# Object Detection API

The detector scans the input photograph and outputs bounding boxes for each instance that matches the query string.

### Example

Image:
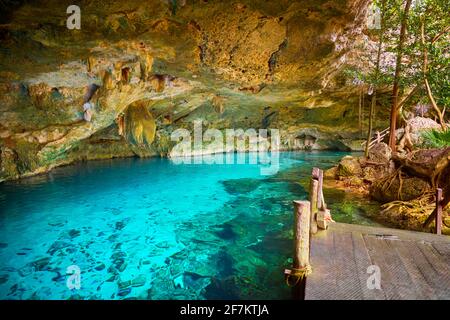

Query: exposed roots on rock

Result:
[380,191,450,232]
[380,191,435,216]
[379,166,409,200]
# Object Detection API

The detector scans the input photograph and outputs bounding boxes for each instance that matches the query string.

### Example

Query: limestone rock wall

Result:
[0,0,381,182]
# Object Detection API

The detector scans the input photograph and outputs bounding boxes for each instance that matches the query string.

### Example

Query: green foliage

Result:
[421,128,450,148]
[346,0,449,117]
[407,0,450,110]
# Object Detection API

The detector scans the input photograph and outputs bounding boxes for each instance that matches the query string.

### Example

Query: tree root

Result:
[381,191,450,231]
[380,166,404,198]
[380,192,434,219]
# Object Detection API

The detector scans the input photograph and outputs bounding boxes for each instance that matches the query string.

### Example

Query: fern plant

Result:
[421,128,450,149]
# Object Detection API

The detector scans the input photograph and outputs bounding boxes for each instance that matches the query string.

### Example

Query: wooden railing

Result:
[360,127,390,150]
[423,188,445,235]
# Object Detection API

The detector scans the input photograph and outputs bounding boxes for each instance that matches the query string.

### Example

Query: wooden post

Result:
[316,169,329,230]
[317,169,324,210]
[290,200,311,300]
[435,188,443,235]
[358,88,362,135]
[309,175,319,234]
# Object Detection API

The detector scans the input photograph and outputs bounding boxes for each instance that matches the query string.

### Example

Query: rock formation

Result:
[325,142,450,232]
[0,0,377,182]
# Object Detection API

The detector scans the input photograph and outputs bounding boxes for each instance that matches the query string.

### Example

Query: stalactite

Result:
[123,101,156,147]
[212,95,225,114]
[116,114,125,137]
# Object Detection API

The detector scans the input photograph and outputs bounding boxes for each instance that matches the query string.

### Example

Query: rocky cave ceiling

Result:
[0,0,379,181]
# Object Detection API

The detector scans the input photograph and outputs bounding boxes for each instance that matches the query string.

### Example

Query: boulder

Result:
[406,116,441,146]
[370,176,430,203]
[346,176,364,187]
[337,156,362,177]
[368,142,391,163]
[324,166,338,180]
[362,166,377,182]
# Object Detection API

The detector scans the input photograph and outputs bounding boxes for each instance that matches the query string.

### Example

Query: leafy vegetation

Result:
[346,0,449,151]
[421,128,450,148]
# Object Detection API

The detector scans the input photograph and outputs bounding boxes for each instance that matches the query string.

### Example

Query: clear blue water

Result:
[0,151,381,300]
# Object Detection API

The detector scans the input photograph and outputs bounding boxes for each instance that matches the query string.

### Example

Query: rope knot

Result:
[284,265,312,287]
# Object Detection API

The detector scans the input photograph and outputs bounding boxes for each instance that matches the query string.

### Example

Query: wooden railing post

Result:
[435,188,443,235]
[310,168,320,234]
[317,169,324,209]
[285,200,311,300]
[316,168,331,230]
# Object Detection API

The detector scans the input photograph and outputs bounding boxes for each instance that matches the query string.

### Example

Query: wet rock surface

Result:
[0,0,380,182]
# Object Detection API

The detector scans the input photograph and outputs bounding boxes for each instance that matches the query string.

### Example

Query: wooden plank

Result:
[329,222,450,243]
[416,241,450,299]
[317,169,324,210]
[332,231,364,299]
[432,242,450,259]
[390,240,438,299]
[292,201,311,270]
[378,239,420,299]
[351,232,386,300]
[305,230,337,299]
[305,222,450,300]
[362,234,404,300]
[311,167,320,179]
[390,239,447,299]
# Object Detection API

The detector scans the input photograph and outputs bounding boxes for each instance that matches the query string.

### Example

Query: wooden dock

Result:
[306,222,450,300]
[285,167,450,300]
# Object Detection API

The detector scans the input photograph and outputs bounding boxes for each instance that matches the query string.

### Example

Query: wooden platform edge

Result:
[322,222,450,244]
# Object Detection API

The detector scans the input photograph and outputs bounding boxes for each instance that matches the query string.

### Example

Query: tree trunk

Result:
[365,91,376,157]
[420,16,446,129]
[388,0,413,152]
[365,0,385,157]
[359,88,363,135]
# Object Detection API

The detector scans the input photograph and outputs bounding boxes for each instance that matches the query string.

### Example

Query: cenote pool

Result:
[0,151,382,300]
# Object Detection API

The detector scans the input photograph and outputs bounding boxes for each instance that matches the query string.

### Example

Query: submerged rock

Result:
[173,272,210,291]
[94,263,106,271]
[117,287,132,297]
[213,223,237,241]
[203,276,251,300]
[222,178,262,195]
[0,274,9,285]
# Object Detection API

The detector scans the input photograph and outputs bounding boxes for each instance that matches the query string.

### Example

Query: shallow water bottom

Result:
[0,151,382,300]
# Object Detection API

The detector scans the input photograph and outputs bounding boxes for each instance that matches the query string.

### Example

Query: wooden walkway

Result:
[305,222,450,300]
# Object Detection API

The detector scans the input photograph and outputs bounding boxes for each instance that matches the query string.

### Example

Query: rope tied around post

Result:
[285,265,312,287]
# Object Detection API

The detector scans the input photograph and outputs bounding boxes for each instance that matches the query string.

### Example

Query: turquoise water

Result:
[0,151,381,300]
